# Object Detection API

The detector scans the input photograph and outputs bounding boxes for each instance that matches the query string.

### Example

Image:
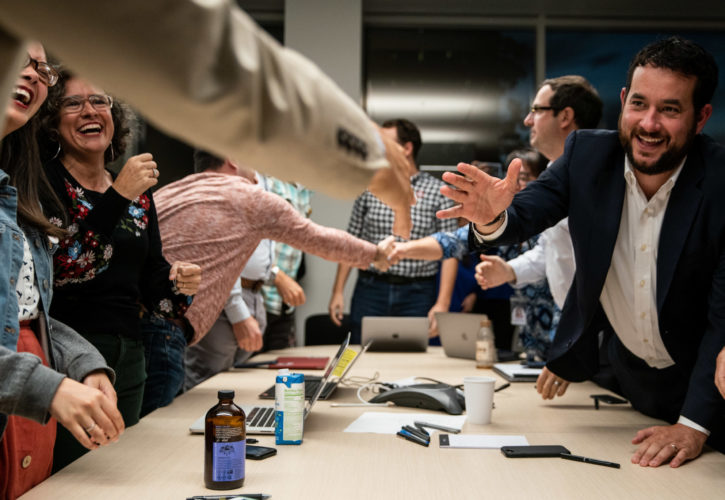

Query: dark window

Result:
[546,30,725,143]
[365,27,536,169]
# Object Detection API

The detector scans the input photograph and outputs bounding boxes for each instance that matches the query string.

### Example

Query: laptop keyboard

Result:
[247,406,275,428]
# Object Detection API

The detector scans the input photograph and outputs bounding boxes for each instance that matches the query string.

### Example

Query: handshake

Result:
[371,236,412,271]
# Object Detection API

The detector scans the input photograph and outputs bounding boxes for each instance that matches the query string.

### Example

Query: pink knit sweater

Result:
[154,173,377,343]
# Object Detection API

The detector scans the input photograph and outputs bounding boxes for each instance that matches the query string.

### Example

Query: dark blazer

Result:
[471,129,725,431]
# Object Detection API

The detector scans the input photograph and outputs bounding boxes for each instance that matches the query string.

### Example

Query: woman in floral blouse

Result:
[37,70,201,470]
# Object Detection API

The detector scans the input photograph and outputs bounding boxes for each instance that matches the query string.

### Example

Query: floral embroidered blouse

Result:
[43,158,191,340]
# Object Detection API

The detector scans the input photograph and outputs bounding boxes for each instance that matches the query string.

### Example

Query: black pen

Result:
[414,421,461,434]
[494,383,511,392]
[186,494,270,500]
[397,429,430,447]
[559,453,620,469]
[413,423,430,436]
[246,438,259,444]
[402,425,430,442]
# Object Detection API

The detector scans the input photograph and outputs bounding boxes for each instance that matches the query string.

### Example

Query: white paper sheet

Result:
[441,434,529,448]
[343,412,467,434]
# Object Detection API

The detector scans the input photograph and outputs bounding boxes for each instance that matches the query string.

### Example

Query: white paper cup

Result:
[463,376,496,424]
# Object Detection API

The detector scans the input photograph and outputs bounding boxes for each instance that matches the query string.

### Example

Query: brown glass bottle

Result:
[204,390,246,490]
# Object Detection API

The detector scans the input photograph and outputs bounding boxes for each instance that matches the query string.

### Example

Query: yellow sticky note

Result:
[332,348,357,378]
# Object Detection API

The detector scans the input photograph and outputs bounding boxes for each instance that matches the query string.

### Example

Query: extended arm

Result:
[0,1,388,199]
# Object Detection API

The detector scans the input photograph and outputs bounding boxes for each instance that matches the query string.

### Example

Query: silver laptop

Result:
[435,312,489,360]
[361,316,428,352]
[258,338,374,400]
[189,333,351,435]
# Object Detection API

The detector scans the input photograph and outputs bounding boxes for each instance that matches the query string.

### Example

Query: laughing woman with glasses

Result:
[36,70,201,471]
[0,43,124,500]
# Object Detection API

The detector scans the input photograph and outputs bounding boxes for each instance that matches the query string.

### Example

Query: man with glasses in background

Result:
[475,75,602,360]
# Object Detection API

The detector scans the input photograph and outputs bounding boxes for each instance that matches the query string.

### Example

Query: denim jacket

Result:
[0,171,56,351]
[0,168,113,438]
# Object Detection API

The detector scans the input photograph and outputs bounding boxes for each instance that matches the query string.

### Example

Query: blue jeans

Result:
[350,274,437,344]
[141,316,187,417]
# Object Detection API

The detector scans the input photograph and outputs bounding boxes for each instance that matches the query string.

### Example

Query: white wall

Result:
[284,0,363,344]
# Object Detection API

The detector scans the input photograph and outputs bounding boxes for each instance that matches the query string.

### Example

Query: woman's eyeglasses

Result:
[23,55,59,87]
[60,94,114,114]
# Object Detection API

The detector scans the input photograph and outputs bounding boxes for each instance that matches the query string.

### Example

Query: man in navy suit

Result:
[438,36,724,468]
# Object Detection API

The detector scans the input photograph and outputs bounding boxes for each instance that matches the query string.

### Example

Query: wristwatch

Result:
[265,265,280,286]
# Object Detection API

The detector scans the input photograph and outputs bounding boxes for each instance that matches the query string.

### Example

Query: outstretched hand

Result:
[372,235,396,271]
[475,254,516,289]
[437,159,521,228]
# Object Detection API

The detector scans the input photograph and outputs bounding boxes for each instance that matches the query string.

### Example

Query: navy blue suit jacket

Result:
[471,129,725,431]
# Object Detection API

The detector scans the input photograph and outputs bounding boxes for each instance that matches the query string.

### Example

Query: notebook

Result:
[233,356,329,370]
[492,362,542,382]
[258,339,373,400]
[189,333,351,435]
[361,316,428,352]
[435,312,489,360]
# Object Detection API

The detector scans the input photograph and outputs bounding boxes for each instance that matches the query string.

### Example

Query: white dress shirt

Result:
[599,158,682,370]
[509,218,574,309]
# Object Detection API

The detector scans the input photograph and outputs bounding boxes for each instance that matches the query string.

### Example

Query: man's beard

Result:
[618,116,696,176]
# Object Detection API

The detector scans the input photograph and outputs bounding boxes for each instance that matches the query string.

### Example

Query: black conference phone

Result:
[368,383,465,415]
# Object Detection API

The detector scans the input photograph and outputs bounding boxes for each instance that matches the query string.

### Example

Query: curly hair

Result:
[37,67,131,164]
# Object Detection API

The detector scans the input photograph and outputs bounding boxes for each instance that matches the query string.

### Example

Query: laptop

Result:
[436,312,520,362]
[258,339,373,400]
[189,334,352,435]
[361,316,428,352]
[435,312,489,360]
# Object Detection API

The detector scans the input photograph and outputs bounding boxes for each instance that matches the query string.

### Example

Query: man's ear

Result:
[695,104,713,135]
[557,106,576,130]
[402,141,414,158]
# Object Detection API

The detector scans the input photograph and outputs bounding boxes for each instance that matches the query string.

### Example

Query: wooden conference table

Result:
[21,346,725,500]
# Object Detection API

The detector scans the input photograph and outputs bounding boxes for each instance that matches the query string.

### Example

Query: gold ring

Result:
[85,422,96,433]
[153,168,159,177]
[670,443,678,452]
[553,380,560,386]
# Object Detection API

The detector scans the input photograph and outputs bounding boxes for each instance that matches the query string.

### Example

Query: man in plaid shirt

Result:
[329,119,459,343]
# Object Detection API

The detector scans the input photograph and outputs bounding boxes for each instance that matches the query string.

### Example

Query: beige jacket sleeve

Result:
[0,0,386,198]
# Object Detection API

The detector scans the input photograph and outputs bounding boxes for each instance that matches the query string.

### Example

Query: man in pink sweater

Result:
[155,150,392,386]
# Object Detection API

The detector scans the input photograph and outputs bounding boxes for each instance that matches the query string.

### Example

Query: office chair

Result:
[304,313,351,346]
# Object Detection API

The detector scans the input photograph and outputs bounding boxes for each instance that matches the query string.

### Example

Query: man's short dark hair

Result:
[193,149,225,173]
[541,75,603,129]
[381,118,422,162]
[625,36,718,114]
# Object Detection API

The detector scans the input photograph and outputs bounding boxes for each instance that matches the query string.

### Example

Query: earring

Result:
[51,142,61,160]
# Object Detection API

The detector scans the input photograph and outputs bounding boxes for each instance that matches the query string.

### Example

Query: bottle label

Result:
[212,426,245,482]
